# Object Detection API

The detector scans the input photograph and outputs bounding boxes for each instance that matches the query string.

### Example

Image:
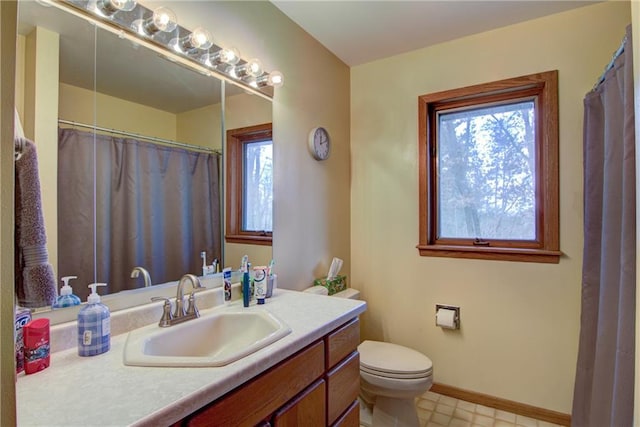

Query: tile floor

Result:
[414,391,565,427]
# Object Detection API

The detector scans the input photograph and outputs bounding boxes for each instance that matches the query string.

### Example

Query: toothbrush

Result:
[240,255,249,273]
[201,252,207,270]
[266,259,275,277]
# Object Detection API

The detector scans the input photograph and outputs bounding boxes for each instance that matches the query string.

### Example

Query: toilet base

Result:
[359,395,420,427]
[359,397,373,427]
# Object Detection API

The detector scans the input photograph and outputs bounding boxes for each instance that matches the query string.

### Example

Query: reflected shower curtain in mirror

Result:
[572,25,635,427]
[58,128,221,301]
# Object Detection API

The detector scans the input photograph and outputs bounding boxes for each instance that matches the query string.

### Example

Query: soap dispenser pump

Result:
[77,283,111,357]
[52,276,81,309]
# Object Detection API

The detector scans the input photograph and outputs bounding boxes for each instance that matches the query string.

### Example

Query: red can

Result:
[23,318,50,375]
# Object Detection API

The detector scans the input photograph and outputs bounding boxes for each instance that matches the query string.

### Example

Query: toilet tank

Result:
[333,288,360,299]
[302,286,361,299]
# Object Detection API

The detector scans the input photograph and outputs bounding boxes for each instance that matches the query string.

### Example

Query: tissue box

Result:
[313,275,347,296]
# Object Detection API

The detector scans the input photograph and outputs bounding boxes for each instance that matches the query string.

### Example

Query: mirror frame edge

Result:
[2,1,18,424]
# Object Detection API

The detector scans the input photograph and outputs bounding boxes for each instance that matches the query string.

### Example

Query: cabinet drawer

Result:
[272,379,326,427]
[186,341,325,427]
[326,351,360,425]
[331,399,359,427]
[325,317,359,369]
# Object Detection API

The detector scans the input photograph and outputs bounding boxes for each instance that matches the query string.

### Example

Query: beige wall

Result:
[177,103,221,149]
[351,2,630,413]
[59,83,177,140]
[23,27,59,276]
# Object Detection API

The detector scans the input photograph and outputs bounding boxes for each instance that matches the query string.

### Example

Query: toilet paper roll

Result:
[436,308,457,329]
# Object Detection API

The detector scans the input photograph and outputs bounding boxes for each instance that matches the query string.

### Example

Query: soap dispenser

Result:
[52,276,81,309]
[77,283,111,357]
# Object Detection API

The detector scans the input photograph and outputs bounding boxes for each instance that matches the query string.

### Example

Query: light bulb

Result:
[231,58,263,80]
[252,70,285,88]
[202,47,241,69]
[219,47,241,65]
[94,0,136,16]
[174,27,213,54]
[152,7,178,32]
[132,7,177,36]
[247,59,264,77]
[267,70,284,87]
[191,28,213,50]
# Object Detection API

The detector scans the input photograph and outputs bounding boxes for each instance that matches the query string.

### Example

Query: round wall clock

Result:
[308,127,330,161]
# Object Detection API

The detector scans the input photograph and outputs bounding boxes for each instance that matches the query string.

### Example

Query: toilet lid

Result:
[358,340,433,378]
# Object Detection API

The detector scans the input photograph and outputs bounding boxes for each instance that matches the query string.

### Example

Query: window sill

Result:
[226,234,272,246]
[416,244,561,264]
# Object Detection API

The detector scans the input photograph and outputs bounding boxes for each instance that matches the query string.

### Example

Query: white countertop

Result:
[16,289,366,426]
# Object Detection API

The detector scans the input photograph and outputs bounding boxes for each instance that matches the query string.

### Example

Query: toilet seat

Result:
[358,340,433,380]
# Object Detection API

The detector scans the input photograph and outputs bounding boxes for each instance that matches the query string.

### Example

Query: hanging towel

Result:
[15,137,57,307]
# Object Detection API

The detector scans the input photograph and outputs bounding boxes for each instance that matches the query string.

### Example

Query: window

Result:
[226,123,273,245]
[417,71,560,263]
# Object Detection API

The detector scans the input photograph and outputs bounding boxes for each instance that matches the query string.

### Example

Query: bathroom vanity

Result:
[16,290,366,426]
[182,317,361,426]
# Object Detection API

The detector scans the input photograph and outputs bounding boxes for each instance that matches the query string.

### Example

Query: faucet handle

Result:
[185,290,203,317]
[151,297,173,327]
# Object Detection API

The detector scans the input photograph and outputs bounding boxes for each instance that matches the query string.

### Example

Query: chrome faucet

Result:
[173,274,204,319]
[151,274,205,327]
[131,266,152,288]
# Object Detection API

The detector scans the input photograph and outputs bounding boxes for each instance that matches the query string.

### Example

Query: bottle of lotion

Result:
[52,276,81,309]
[77,283,110,357]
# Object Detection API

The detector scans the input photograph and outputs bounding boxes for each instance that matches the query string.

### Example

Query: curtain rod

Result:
[58,119,221,155]
[593,35,627,90]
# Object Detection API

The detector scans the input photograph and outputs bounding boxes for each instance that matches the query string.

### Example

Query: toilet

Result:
[358,340,433,427]
[314,287,434,427]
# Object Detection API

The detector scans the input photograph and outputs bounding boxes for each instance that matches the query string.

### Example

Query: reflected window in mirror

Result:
[226,123,273,246]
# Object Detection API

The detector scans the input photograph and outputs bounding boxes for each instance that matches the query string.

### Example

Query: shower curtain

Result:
[572,25,635,427]
[58,128,221,301]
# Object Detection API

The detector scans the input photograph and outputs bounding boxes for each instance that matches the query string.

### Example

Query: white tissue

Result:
[436,308,457,329]
[327,257,343,279]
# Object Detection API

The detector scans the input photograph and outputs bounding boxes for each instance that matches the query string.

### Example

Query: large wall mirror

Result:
[15,0,273,322]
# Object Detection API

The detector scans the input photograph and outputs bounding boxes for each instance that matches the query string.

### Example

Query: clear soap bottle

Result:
[77,283,111,357]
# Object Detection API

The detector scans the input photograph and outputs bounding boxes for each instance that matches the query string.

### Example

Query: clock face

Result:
[309,127,330,160]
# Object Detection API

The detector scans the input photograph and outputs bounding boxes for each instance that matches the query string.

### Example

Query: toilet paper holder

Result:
[435,304,460,329]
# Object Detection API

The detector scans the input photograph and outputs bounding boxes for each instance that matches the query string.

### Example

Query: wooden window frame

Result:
[417,71,561,263]
[225,122,272,246]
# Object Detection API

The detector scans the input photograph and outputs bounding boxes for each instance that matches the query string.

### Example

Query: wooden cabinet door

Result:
[272,379,326,427]
[331,400,359,427]
[326,352,360,425]
[185,341,324,427]
[325,318,360,370]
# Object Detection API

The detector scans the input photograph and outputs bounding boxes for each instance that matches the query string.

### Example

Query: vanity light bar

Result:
[58,0,283,98]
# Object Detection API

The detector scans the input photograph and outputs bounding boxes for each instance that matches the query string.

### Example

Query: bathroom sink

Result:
[123,308,291,367]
